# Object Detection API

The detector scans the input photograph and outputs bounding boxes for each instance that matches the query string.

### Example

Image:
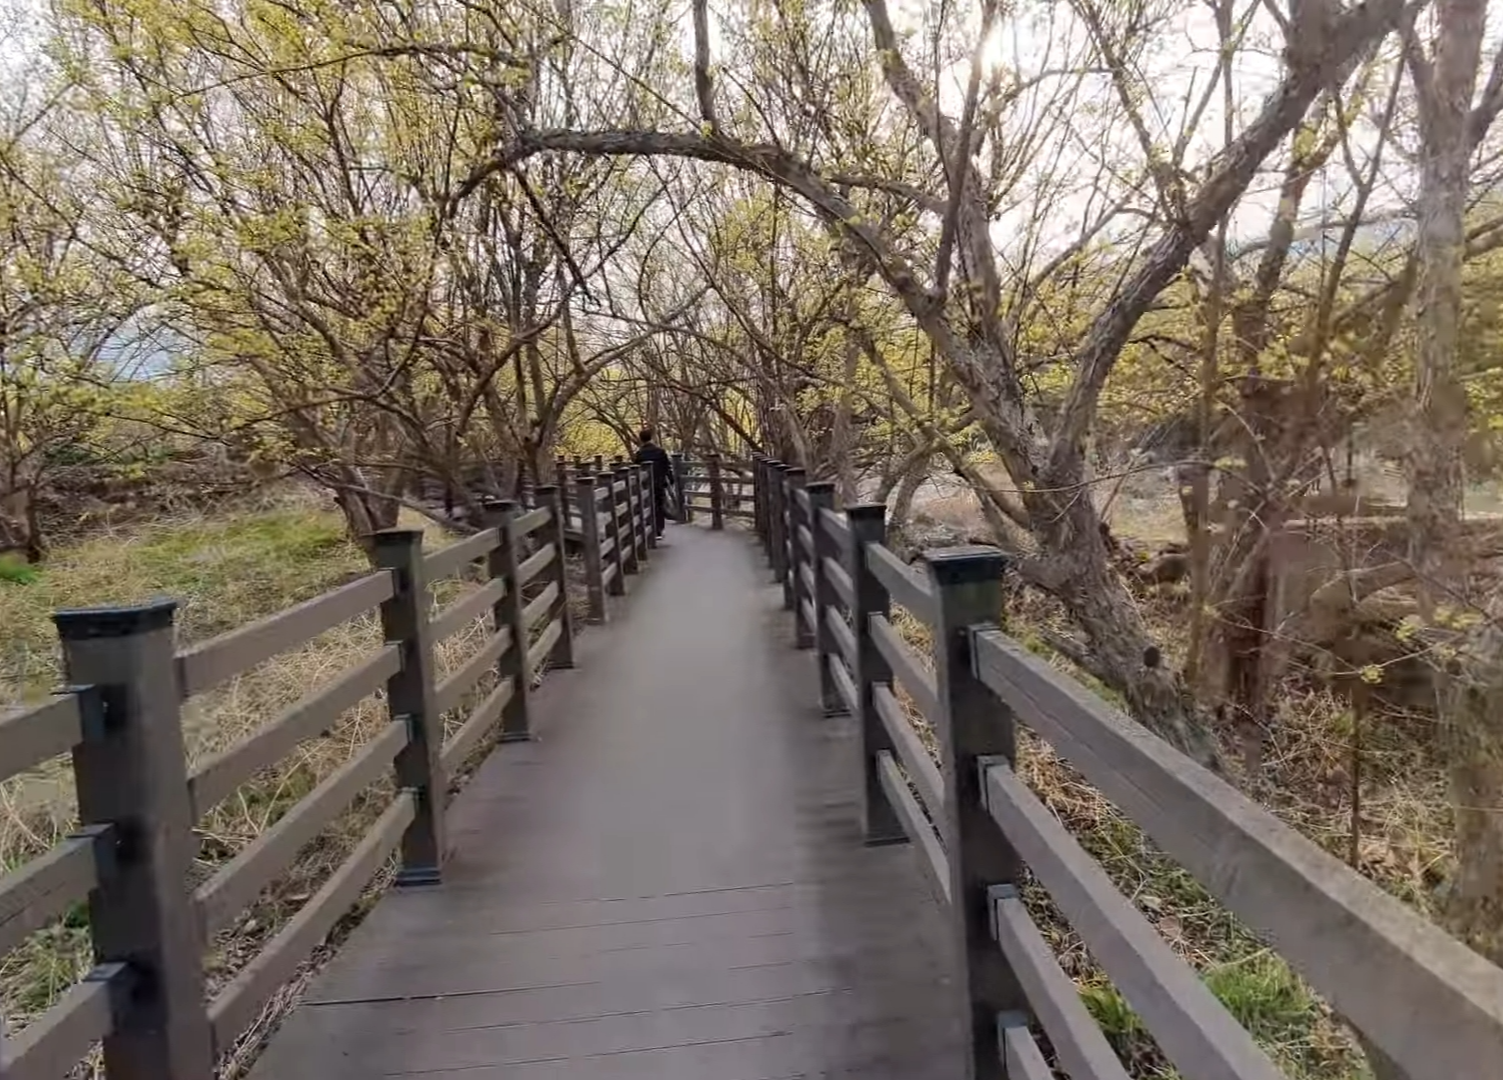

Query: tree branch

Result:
[692,0,720,132]
[1045,0,1405,483]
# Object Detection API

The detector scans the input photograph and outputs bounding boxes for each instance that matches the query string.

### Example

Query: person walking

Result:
[633,428,676,539]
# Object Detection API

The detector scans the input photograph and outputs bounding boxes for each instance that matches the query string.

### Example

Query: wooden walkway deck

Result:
[249,524,962,1079]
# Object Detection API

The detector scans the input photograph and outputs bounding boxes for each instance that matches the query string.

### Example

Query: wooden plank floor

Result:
[249,524,962,1079]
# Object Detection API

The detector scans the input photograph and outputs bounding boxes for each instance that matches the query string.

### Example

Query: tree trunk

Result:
[1407,7,1480,603]
[1399,4,1498,1070]
[890,465,928,529]
[1038,495,1220,766]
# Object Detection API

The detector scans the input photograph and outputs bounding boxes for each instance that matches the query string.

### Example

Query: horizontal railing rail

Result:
[187,646,401,818]
[4,962,131,1080]
[0,690,97,783]
[430,577,508,643]
[195,721,409,937]
[422,527,501,581]
[750,453,1503,1080]
[176,572,395,697]
[0,470,662,1080]
[206,792,415,1050]
[972,626,1503,1080]
[0,825,113,957]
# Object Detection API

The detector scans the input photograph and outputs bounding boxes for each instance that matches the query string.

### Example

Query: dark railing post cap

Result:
[806,480,836,494]
[54,597,177,640]
[785,466,807,478]
[371,527,424,546]
[772,462,788,471]
[996,1010,1031,1036]
[988,881,1020,903]
[845,503,887,520]
[536,484,558,495]
[923,545,1009,584]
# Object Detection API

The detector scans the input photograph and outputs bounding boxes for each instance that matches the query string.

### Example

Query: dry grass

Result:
[883,590,1436,1078]
[0,488,571,1076]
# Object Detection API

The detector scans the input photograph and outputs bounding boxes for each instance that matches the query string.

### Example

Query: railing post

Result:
[627,463,649,563]
[575,473,607,622]
[485,501,533,741]
[602,474,627,597]
[925,545,1022,1079]
[371,529,446,885]
[708,453,725,531]
[613,463,640,574]
[773,464,792,604]
[593,453,605,476]
[621,460,638,562]
[639,464,658,550]
[553,455,567,485]
[845,504,906,845]
[758,456,772,551]
[53,600,215,1080]
[751,455,766,547]
[786,467,812,647]
[808,481,843,713]
[672,452,691,522]
[765,461,783,573]
[538,484,576,669]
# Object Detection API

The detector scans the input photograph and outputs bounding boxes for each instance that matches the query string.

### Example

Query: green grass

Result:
[0,501,366,704]
[0,555,40,586]
[1076,951,1372,1080]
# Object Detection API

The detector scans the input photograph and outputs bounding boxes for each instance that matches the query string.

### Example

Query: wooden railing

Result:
[752,454,1503,1080]
[672,454,753,530]
[552,451,752,534]
[0,481,658,1080]
[550,460,655,624]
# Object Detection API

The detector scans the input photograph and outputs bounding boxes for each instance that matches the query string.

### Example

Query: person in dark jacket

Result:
[633,428,676,538]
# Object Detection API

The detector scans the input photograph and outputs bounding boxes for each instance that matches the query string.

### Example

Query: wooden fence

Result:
[0,477,659,1080]
[672,454,753,529]
[753,454,1503,1080]
[556,450,751,537]
[553,452,753,535]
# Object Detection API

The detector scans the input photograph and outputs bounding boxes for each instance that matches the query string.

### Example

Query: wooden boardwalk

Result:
[8,458,1501,1080]
[249,525,962,1079]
